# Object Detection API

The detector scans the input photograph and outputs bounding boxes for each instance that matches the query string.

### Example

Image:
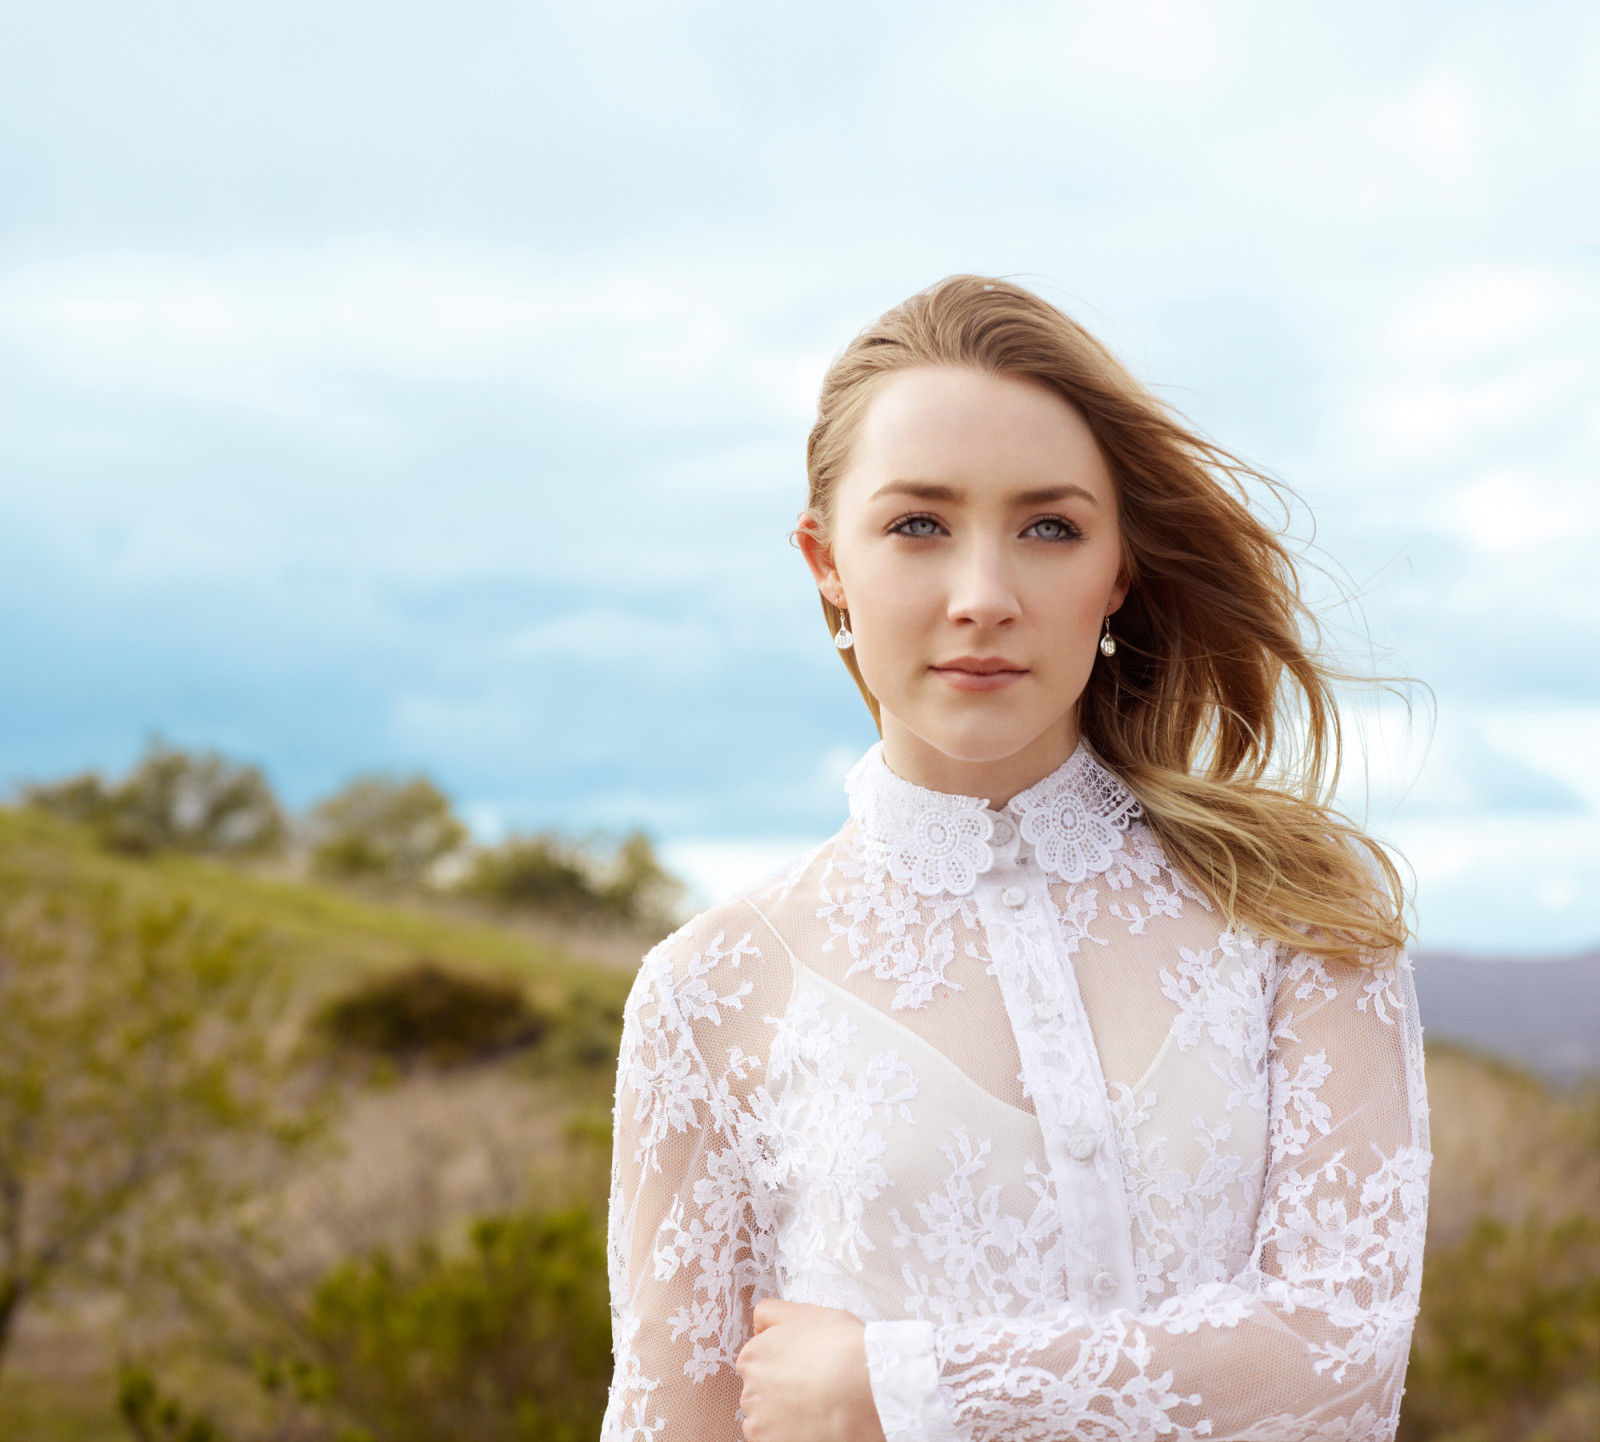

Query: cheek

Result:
[1032,561,1116,648]
[841,552,939,644]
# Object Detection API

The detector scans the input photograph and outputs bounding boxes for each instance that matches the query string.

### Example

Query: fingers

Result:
[751,1296,796,1333]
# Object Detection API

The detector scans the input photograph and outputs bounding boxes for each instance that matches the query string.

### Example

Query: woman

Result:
[603,277,1429,1442]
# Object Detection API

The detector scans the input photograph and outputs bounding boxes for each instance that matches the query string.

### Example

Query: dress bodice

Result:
[603,744,1430,1442]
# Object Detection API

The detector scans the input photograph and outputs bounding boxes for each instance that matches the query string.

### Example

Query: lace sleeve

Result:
[867,949,1431,1442]
[602,916,783,1442]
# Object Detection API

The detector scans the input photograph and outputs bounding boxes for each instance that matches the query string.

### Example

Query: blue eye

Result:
[1025,516,1082,542]
[891,514,944,538]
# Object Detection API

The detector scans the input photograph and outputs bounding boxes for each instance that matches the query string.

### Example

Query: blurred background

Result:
[0,2,1595,1439]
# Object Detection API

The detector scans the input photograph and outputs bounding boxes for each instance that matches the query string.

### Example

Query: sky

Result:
[0,0,1596,953]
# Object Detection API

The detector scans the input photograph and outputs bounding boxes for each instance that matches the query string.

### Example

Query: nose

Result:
[946,536,1021,630]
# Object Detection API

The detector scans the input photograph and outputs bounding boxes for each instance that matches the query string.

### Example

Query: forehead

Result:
[845,366,1112,498]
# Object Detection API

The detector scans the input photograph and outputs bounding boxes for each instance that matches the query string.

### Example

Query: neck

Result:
[878,712,1082,809]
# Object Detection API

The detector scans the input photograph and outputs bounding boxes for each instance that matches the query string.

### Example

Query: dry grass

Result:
[1424,1039,1599,1249]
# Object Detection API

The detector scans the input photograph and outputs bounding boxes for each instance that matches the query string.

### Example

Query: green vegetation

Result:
[0,800,632,1441]
[1401,1047,1600,1441]
[25,742,286,858]
[1401,1208,1600,1440]
[22,744,687,940]
[317,961,551,1068]
[0,859,311,1377]
[118,1368,224,1442]
[116,1143,612,1442]
[463,829,684,935]
[1,750,1596,1442]
[252,1195,610,1441]
[308,776,465,886]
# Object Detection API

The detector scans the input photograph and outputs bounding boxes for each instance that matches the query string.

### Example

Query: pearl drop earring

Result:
[1099,614,1117,658]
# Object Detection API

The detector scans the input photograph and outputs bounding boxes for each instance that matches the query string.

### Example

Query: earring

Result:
[1099,614,1116,658]
[834,608,855,650]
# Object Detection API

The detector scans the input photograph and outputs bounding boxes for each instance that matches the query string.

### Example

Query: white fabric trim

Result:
[864,1319,960,1442]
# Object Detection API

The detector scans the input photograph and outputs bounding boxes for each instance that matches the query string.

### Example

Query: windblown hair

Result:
[805,275,1406,964]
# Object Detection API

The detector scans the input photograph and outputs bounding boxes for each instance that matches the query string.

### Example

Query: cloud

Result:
[0,0,1595,952]
[0,245,831,430]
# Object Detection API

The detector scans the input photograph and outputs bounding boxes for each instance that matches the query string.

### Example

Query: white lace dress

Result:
[602,744,1431,1442]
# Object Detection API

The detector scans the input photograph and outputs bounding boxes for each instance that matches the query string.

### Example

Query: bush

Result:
[1400,1207,1600,1440]
[308,776,465,886]
[0,874,310,1371]
[24,742,286,857]
[465,828,682,934]
[316,962,548,1068]
[286,1202,612,1442]
[118,1367,226,1442]
[120,1193,613,1442]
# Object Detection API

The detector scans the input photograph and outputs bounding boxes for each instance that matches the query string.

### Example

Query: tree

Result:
[308,776,466,886]
[462,835,600,922]
[0,871,310,1377]
[23,742,286,858]
[464,828,683,935]
[601,829,685,934]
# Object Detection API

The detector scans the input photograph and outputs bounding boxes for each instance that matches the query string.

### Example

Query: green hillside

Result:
[0,805,633,1442]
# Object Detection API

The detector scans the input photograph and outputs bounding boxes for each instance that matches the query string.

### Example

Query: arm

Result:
[603,921,782,1442]
[865,950,1431,1442]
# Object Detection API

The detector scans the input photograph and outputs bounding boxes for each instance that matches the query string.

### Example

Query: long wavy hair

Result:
[804,275,1406,964]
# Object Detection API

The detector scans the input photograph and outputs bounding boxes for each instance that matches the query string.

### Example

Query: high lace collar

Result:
[844,741,1142,897]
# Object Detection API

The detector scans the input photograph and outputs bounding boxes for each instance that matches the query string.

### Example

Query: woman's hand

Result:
[734,1298,888,1442]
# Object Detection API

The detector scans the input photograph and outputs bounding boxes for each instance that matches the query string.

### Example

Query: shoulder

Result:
[1270,941,1422,1050]
[629,900,764,1015]
[627,834,839,1025]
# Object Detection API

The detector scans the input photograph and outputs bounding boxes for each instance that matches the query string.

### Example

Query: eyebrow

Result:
[868,480,1102,506]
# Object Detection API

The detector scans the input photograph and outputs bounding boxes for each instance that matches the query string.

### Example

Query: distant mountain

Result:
[1412,950,1600,1086]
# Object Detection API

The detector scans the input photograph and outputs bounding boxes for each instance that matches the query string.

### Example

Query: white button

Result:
[1093,1270,1117,1299]
[1066,1129,1098,1162]
[1001,886,1027,908]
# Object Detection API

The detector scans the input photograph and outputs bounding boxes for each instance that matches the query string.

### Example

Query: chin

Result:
[916,719,1046,766]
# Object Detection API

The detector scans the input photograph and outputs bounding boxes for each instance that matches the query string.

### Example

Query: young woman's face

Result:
[802,366,1126,792]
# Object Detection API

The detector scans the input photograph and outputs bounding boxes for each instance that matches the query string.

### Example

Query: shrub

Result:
[1400,1207,1600,1440]
[24,742,286,857]
[316,962,548,1067]
[288,1202,612,1442]
[120,1191,613,1442]
[118,1367,226,1442]
[0,875,309,1374]
[465,828,682,934]
[308,776,465,885]
[465,835,595,919]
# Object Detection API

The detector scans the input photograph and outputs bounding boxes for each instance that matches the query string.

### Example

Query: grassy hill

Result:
[0,806,634,1441]
[0,806,1594,1441]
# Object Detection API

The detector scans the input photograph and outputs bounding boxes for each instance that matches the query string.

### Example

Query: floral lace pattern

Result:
[1006,746,1142,883]
[604,745,1430,1442]
[817,840,982,1011]
[846,745,999,896]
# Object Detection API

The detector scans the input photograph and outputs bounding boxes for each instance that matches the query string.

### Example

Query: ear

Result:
[1105,554,1132,617]
[795,511,847,610]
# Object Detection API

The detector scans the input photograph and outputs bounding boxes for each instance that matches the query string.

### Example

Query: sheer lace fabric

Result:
[603,743,1430,1442]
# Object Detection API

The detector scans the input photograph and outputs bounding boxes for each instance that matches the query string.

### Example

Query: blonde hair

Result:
[805,275,1406,964]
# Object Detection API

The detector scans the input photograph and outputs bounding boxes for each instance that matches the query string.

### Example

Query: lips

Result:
[934,656,1026,675]
[931,657,1028,692]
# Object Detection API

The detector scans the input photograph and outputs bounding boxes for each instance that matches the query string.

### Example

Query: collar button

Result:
[1001,886,1027,909]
